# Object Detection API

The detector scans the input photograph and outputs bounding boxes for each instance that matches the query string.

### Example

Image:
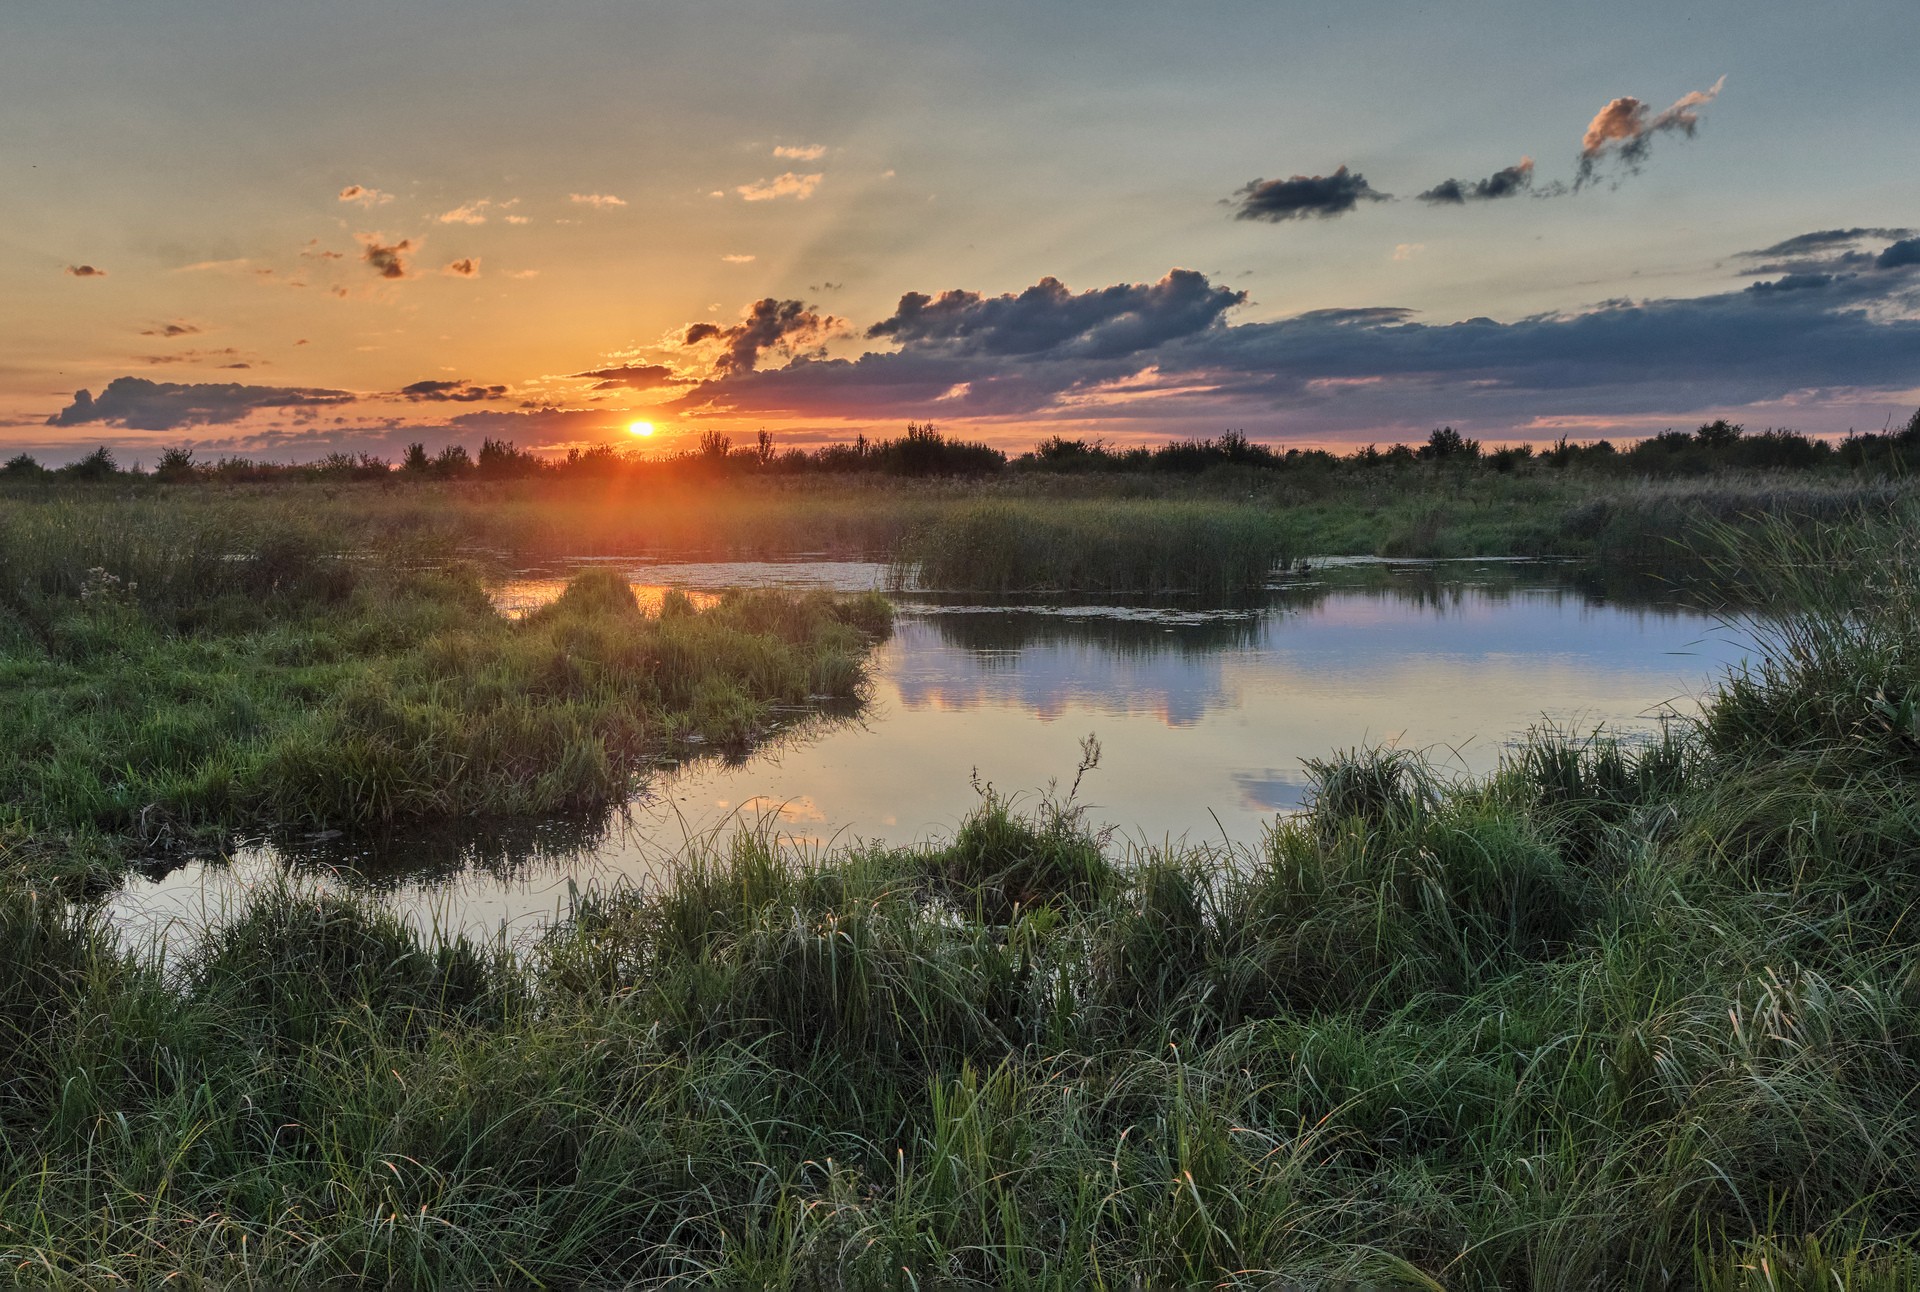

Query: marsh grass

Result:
[0,506,893,871]
[8,496,1920,1284]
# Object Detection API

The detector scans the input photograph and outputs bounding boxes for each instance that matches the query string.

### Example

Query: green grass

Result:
[3,510,1920,1285]
[0,501,892,875]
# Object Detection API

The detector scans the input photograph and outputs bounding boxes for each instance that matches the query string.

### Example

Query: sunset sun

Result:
[627,421,654,437]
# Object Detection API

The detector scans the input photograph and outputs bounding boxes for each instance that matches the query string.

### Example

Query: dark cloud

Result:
[1740,228,1915,260]
[47,377,355,431]
[668,250,1920,436]
[1745,273,1838,294]
[866,269,1244,359]
[1576,77,1724,187]
[1419,157,1535,204]
[397,379,509,402]
[142,347,241,366]
[1877,238,1920,270]
[65,264,106,278]
[680,298,843,375]
[569,364,690,391]
[443,258,480,278]
[1230,166,1388,222]
[141,322,202,338]
[357,235,417,280]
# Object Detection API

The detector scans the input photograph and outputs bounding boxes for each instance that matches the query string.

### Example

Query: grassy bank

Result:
[0,500,891,875]
[4,513,1920,1286]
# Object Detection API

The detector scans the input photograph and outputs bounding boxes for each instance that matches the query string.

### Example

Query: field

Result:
[3,471,1920,1286]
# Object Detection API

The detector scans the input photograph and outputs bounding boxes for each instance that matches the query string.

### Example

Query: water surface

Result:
[112,558,1753,947]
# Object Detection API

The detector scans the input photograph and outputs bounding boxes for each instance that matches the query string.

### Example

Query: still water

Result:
[111,558,1755,947]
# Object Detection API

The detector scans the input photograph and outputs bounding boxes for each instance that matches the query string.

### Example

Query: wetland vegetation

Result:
[4,428,1920,1286]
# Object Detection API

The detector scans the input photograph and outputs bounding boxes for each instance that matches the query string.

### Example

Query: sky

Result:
[5,0,1919,464]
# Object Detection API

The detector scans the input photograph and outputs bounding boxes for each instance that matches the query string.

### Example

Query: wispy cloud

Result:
[396,379,507,402]
[437,200,490,224]
[1576,76,1725,187]
[338,184,393,207]
[773,143,826,161]
[737,172,822,202]
[569,193,627,208]
[141,322,202,338]
[721,253,756,264]
[64,264,107,278]
[443,258,481,278]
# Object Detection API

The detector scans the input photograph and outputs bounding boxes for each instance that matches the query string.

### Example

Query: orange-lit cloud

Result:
[721,253,756,263]
[772,143,826,161]
[737,172,822,201]
[443,257,481,277]
[569,192,626,208]
[1577,77,1724,186]
[337,184,392,207]
[356,234,417,279]
[682,297,844,374]
[437,200,490,224]
[65,264,107,278]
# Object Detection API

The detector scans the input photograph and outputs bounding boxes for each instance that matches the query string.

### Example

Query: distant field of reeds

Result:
[4,512,1920,1285]
[3,466,1913,595]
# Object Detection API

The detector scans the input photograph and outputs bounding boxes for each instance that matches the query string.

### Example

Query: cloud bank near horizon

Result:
[29,227,1920,457]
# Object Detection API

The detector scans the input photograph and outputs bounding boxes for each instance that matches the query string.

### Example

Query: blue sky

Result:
[5,0,1917,461]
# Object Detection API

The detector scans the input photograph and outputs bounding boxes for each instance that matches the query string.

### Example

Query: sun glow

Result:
[627,421,655,437]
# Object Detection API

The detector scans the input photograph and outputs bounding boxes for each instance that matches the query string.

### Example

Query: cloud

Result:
[569,193,626,208]
[356,234,417,279]
[569,363,690,391]
[47,377,355,431]
[141,322,202,337]
[1230,166,1388,222]
[437,201,490,224]
[1576,76,1724,187]
[1740,227,1916,260]
[175,258,249,273]
[1419,157,1535,204]
[1393,243,1424,261]
[773,144,826,161]
[65,264,107,278]
[737,172,823,201]
[666,246,1920,437]
[338,184,393,207]
[1745,273,1836,294]
[504,214,531,225]
[1877,238,1920,270]
[682,298,843,375]
[504,268,540,279]
[397,379,508,402]
[443,258,481,278]
[142,347,240,366]
[865,268,1244,359]
[721,253,757,264]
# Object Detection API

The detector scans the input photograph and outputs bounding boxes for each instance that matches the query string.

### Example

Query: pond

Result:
[110,557,1756,948]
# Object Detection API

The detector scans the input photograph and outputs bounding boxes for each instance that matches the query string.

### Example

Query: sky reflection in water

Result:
[111,560,1754,948]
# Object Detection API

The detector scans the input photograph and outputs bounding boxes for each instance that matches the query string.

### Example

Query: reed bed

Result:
[4,511,1920,1286]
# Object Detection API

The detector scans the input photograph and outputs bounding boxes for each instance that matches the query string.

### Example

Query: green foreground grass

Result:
[6,513,1920,1285]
